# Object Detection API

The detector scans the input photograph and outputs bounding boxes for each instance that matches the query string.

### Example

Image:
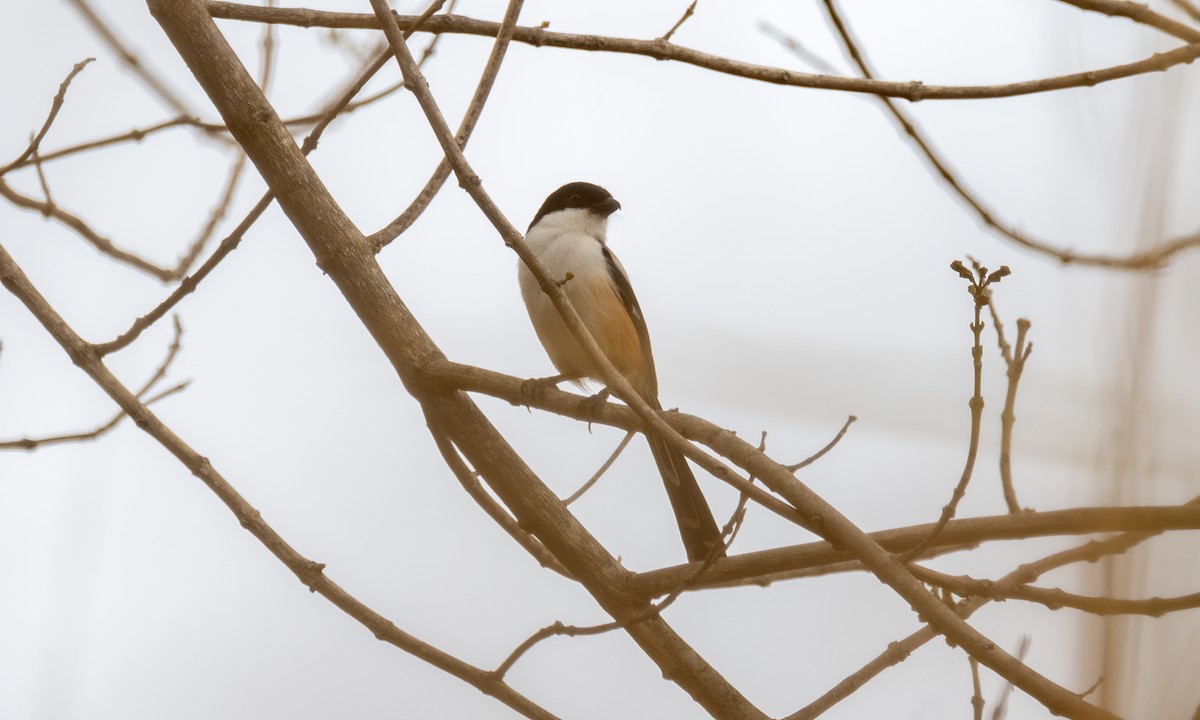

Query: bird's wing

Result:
[601,244,658,398]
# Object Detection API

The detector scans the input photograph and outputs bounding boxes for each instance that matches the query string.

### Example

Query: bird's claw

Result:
[519,375,564,408]
[579,388,611,431]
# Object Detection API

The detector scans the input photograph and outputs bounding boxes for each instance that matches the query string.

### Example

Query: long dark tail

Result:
[646,434,725,563]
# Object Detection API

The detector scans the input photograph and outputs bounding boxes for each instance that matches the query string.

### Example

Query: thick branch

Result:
[148,1,764,715]
[629,505,1200,598]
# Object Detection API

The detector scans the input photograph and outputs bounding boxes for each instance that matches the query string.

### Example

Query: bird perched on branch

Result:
[518,181,724,562]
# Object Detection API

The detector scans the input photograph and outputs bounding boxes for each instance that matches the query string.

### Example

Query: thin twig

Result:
[96,0,447,355]
[901,261,1009,561]
[563,430,634,505]
[369,0,521,250]
[1168,0,1200,23]
[493,486,752,679]
[990,636,1031,720]
[988,300,1032,514]
[970,656,985,720]
[1055,0,1200,43]
[795,0,1200,270]
[0,243,560,720]
[0,381,190,451]
[629,505,1200,598]
[758,21,839,74]
[1,317,188,451]
[786,414,856,471]
[0,59,94,176]
[31,146,54,210]
[785,497,1198,719]
[913,565,1200,617]
[211,3,1200,103]
[66,0,205,122]
[659,0,698,43]
[0,177,175,281]
[428,420,572,578]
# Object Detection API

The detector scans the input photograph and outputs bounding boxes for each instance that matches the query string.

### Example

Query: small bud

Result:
[950,260,973,281]
[987,265,1012,284]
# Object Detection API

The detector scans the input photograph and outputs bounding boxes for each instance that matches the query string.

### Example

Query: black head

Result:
[529,182,621,230]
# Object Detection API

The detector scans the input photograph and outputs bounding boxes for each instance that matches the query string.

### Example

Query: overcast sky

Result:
[2,1,1199,718]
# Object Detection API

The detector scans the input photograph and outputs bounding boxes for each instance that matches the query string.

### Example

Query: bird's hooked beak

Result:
[591,197,622,217]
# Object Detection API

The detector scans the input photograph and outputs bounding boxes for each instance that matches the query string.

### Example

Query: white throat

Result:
[527,208,608,249]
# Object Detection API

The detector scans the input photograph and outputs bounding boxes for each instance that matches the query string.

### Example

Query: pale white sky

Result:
[2,1,1198,718]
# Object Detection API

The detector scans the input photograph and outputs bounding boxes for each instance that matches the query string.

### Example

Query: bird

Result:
[518,181,725,562]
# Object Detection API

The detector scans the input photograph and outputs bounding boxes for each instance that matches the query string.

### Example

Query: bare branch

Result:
[0,177,176,281]
[987,301,1032,514]
[0,58,94,176]
[563,430,634,506]
[1,317,187,452]
[1168,0,1200,23]
[428,421,572,578]
[659,0,698,43]
[209,3,1200,103]
[913,565,1200,617]
[1055,0,1200,42]
[900,260,1001,561]
[0,242,560,720]
[97,0,448,355]
[628,505,1200,598]
[67,0,205,121]
[786,414,856,471]
[494,490,751,679]
[369,0,522,250]
[763,1,1200,270]
[970,656,985,720]
[759,21,838,74]
[150,2,764,715]
[786,497,1198,719]
[989,636,1030,720]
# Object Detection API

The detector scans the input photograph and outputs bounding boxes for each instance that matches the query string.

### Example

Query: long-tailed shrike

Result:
[518,182,724,562]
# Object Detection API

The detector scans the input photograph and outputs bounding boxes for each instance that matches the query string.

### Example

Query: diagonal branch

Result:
[367,3,1119,714]
[797,0,1200,270]
[0,59,94,176]
[0,242,560,720]
[96,0,447,356]
[786,496,1200,719]
[1,317,188,452]
[149,2,766,715]
[368,0,522,250]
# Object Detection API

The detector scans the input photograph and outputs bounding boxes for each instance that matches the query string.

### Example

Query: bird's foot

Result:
[579,388,611,430]
[519,374,569,407]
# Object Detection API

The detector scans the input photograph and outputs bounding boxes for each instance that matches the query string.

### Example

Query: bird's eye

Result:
[570,194,581,203]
